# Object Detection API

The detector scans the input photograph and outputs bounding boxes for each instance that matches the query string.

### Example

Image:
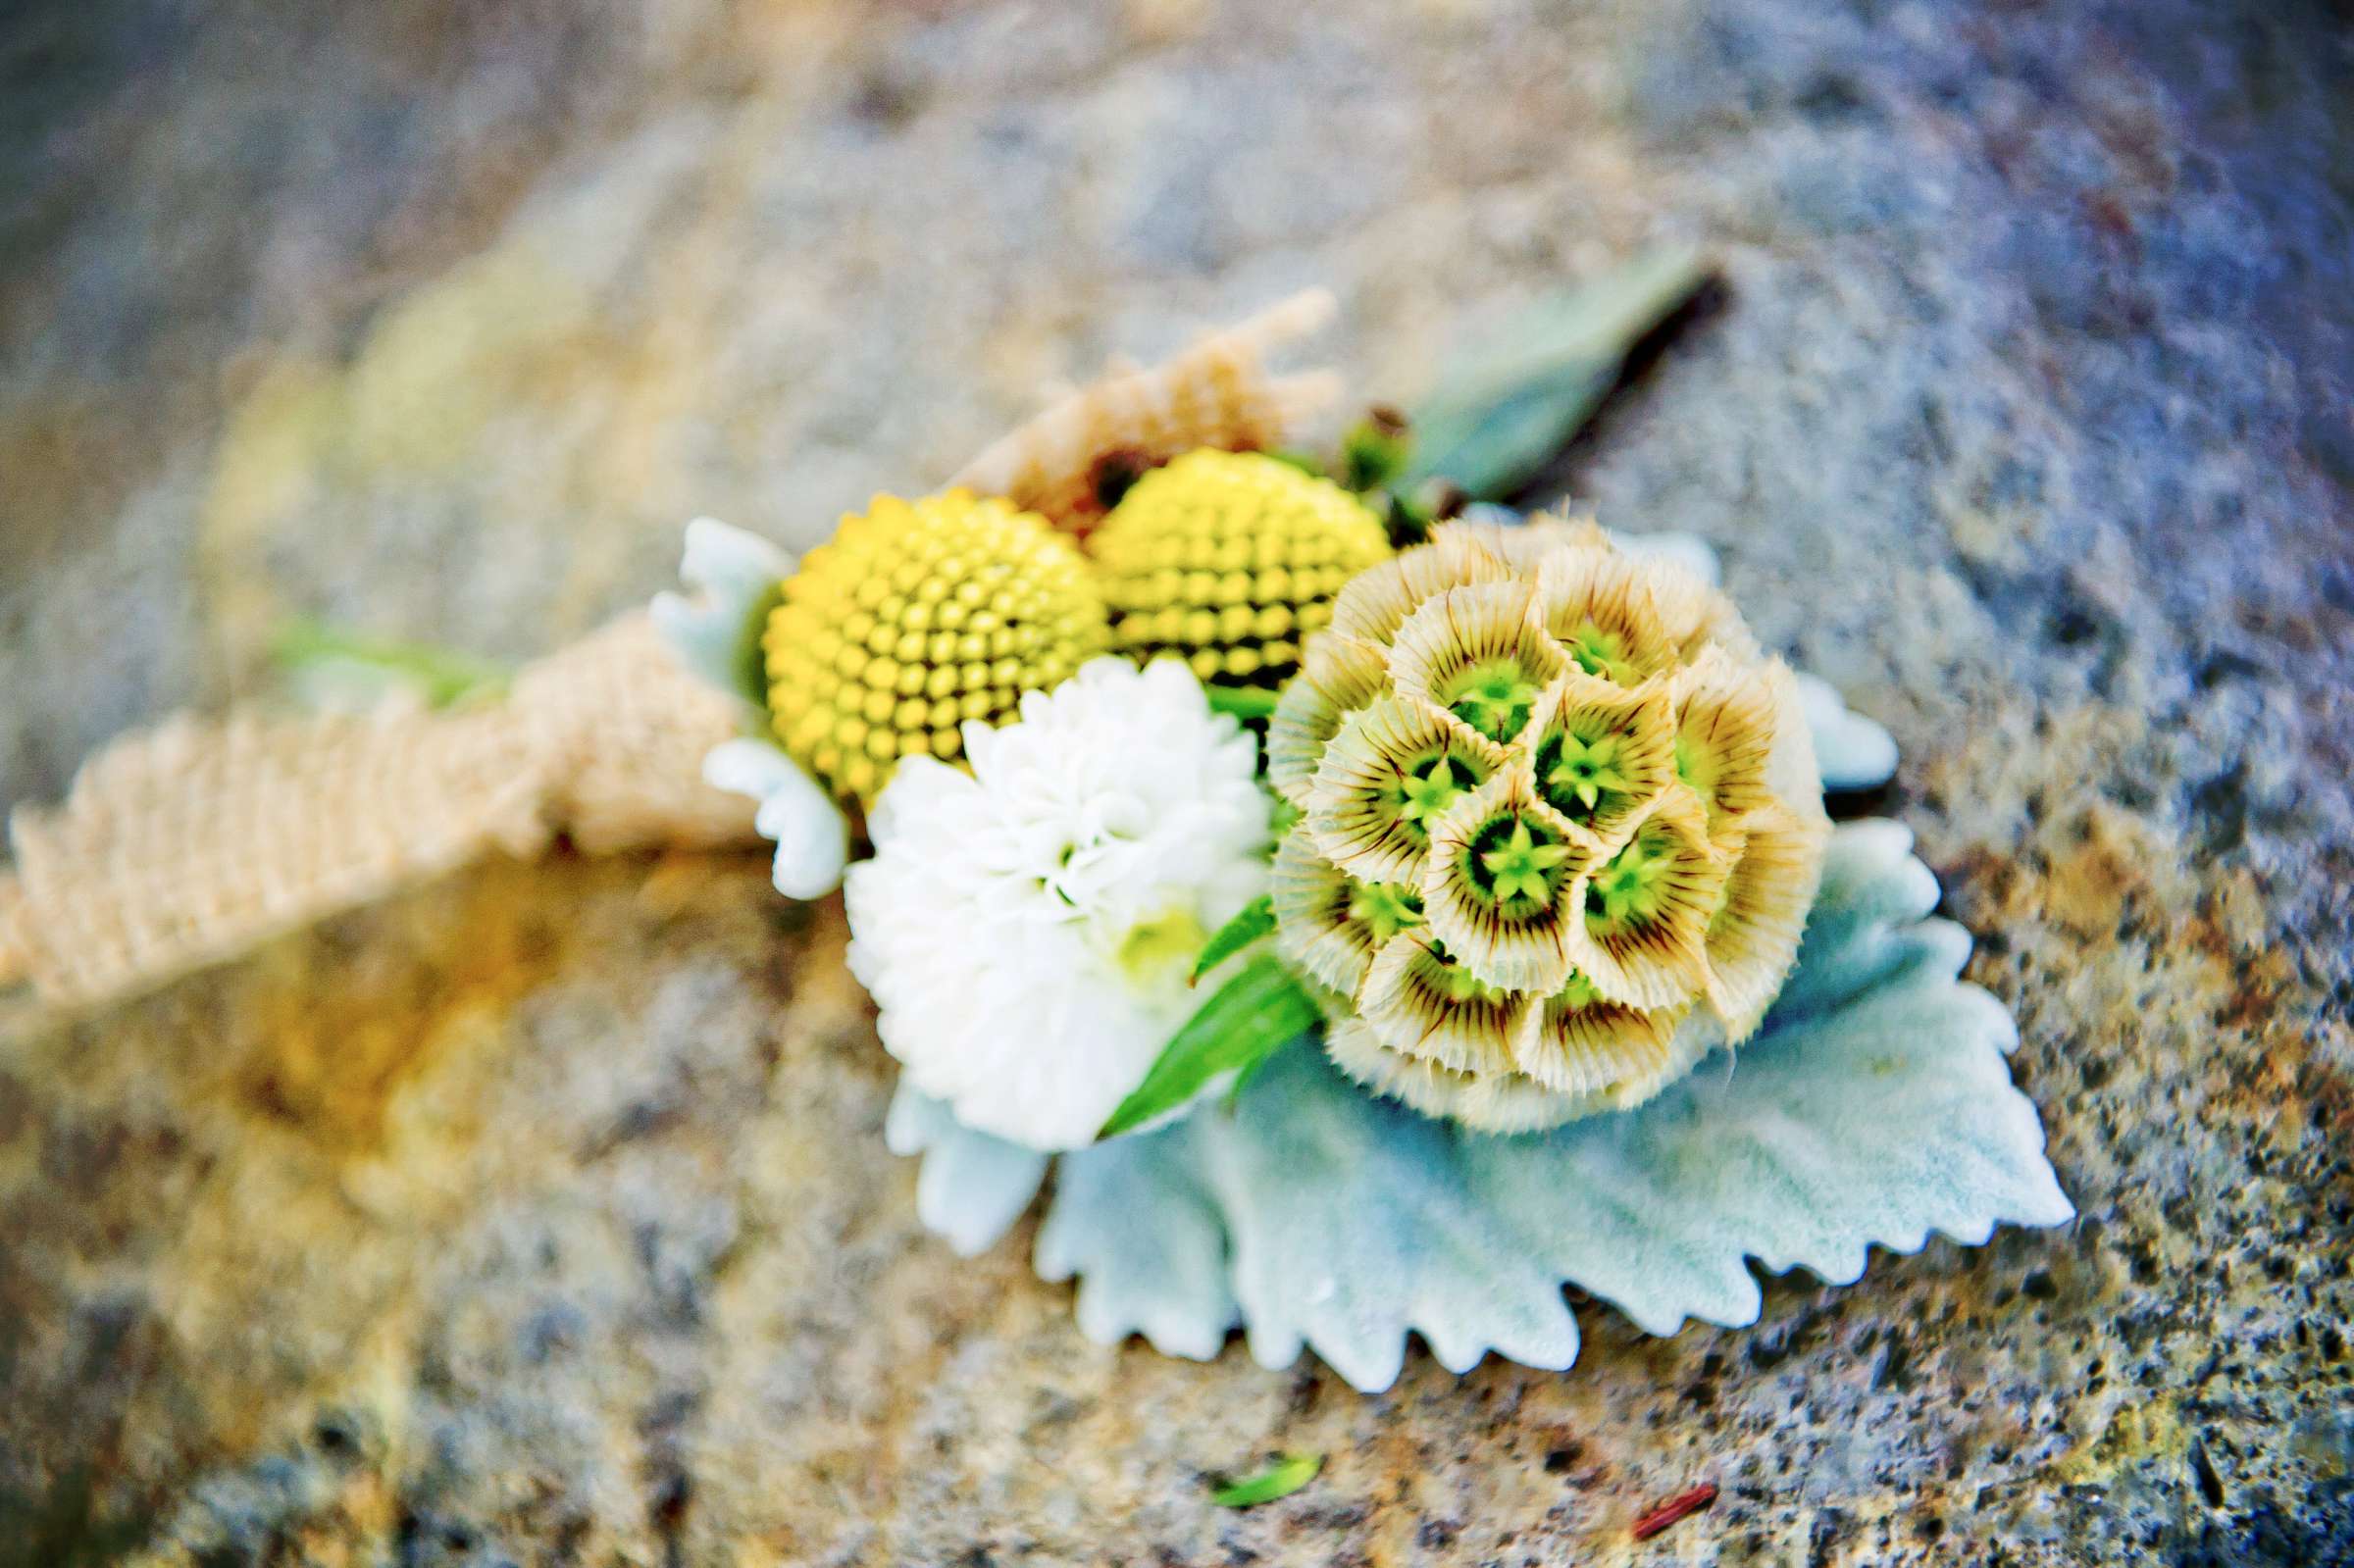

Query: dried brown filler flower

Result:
[1269,520,1828,1132]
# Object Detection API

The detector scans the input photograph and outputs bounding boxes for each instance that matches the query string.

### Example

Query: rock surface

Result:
[4,0,2352,1563]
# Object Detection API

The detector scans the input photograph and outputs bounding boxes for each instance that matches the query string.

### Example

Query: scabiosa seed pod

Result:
[1269,518,1830,1132]
[1086,449,1392,693]
[763,490,1109,807]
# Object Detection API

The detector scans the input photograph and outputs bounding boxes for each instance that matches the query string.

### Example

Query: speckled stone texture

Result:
[4,0,2352,1563]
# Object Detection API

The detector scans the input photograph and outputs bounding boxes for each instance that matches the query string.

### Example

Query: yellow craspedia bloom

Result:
[1087,450,1392,693]
[763,490,1108,807]
[1268,518,1830,1133]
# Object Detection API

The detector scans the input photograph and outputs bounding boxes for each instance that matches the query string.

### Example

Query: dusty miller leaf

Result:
[1404,247,1711,500]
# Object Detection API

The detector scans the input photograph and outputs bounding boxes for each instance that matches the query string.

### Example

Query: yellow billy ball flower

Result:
[1087,450,1391,693]
[763,491,1109,807]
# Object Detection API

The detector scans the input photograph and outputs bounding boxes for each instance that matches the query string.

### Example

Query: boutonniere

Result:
[651,278,2071,1391]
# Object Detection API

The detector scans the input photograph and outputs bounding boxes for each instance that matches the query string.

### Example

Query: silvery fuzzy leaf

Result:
[1610,528,1722,588]
[1795,672,1901,792]
[883,1082,1048,1258]
[1179,1052,1585,1391]
[1019,821,2070,1391]
[1454,826,2064,1340]
[1403,249,1711,501]
[701,737,849,901]
[650,516,794,706]
[1034,1123,1240,1362]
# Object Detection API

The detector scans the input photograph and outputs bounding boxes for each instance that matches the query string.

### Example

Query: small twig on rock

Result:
[1630,1482,1717,1543]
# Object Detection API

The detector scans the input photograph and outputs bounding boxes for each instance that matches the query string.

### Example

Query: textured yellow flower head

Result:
[763,491,1108,807]
[1268,518,1829,1133]
[1087,450,1392,693]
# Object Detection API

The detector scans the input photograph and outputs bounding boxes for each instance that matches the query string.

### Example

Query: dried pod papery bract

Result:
[1270,520,1830,1132]
[1527,673,1678,842]
[1271,828,1427,998]
[1326,529,1513,647]
[1570,788,1732,1011]
[1669,647,1785,840]
[1387,581,1568,747]
[1443,515,1612,572]
[1703,803,1827,1037]
[1418,769,1593,996]
[1532,545,1698,687]
[1305,695,1510,885]
[1324,1016,1595,1135]
[1354,926,1533,1079]
[1267,633,1389,808]
[1520,979,1694,1100]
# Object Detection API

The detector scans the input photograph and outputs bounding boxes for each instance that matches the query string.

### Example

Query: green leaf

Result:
[1211,1452,1323,1508]
[272,619,510,710]
[1339,409,1412,492]
[1099,952,1322,1139]
[1205,684,1281,722]
[1190,894,1275,985]
[1403,247,1711,501]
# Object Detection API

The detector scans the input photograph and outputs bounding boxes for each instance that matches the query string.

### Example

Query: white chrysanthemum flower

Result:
[845,657,1272,1151]
[651,518,850,899]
